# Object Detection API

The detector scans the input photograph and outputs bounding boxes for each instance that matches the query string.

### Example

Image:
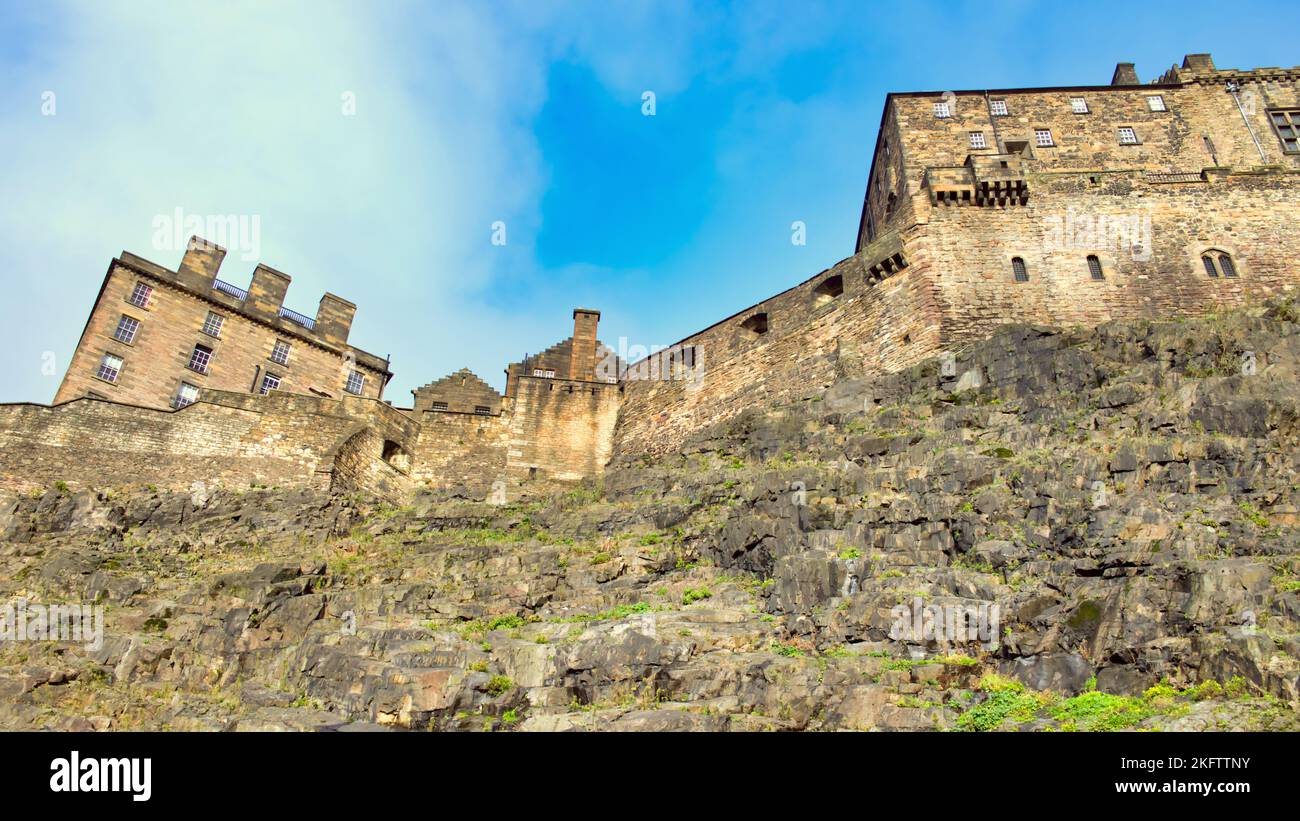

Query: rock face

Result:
[1,300,1299,731]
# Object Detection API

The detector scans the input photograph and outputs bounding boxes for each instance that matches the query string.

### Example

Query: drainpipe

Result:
[1227,81,1267,163]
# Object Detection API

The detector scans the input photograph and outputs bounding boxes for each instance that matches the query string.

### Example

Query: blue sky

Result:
[2,0,1297,403]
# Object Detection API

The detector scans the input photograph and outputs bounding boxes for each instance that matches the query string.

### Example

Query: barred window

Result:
[934,101,951,118]
[1070,97,1088,114]
[96,353,123,383]
[1087,255,1105,280]
[113,315,140,344]
[188,344,213,374]
[969,131,986,149]
[1012,257,1029,282]
[1118,127,1139,145]
[990,100,1008,116]
[474,406,491,415]
[1147,95,1167,112]
[1218,253,1238,278]
[201,311,224,337]
[1034,128,1054,147]
[344,370,365,395]
[1269,110,1300,154]
[1202,255,1220,278]
[174,382,199,408]
[270,340,291,366]
[259,372,281,395]
[431,401,448,411]
[128,282,153,308]
[532,368,555,378]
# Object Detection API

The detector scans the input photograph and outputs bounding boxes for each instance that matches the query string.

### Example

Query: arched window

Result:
[741,312,768,336]
[1086,255,1104,280]
[1218,253,1238,278]
[1201,250,1238,278]
[813,274,844,305]
[1011,257,1029,282]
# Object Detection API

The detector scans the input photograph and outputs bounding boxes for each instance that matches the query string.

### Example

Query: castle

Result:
[3,52,1298,500]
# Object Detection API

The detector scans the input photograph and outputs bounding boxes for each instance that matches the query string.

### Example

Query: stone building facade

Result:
[53,238,392,410]
[10,52,1300,499]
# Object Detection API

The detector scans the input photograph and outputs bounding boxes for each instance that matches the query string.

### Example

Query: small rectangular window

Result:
[113,315,140,344]
[969,131,986,149]
[96,353,123,383]
[990,100,1008,116]
[201,311,224,337]
[1034,129,1054,147]
[1087,256,1105,280]
[344,370,365,395]
[128,282,153,308]
[174,382,199,408]
[1147,95,1167,112]
[259,373,281,395]
[270,340,291,365]
[1269,110,1300,154]
[934,101,951,118]
[1118,127,1139,145]
[474,406,491,415]
[188,344,213,374]
[1070,97,1088,114]
[532,368,556,378]
[1012,258,1029,282]
[431,401,448,411]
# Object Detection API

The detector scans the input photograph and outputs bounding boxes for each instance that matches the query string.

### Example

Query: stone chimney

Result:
[177,235,227,291]
[1110,62,1140,86]
[569,308,601,382]
[1182,53,1215,72]
[315,293,356,345]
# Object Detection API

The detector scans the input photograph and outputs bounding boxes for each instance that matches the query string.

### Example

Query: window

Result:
[1070,97,1089,114]
[1118,127,1139,145]
[1011,257,1029,282]
[885,193,897,217]
[934,101,951,118]
[188,344,212,374]
[344,370,365,395]
[813,274,844,305]
[1218,253,1238,278]
[128,282,153,308]
[990,100,1008,116]
[1034,129,1054,147]
[201,311,224,337]
[113,315,140,344]
[1147,95,1167,112]
[969,131,986,149]
[431,401,448,411]
[96,353,123,383]
[474,406,491,415]
[1087,255,1105,280]
[1202,255,1220,278]
[174,382,199,409]
[270,340,291,366]
[1268,110,1300,154]
[259,373,281,394]
[741,312,769,335]
[532,368,555,378]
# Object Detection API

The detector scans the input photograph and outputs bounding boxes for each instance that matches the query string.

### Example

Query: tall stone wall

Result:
[408,409,510,494]
[0,390,416,496]
[507,376,621,481]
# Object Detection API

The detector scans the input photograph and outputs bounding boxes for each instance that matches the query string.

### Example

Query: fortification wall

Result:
[0,390,416,496]
[507,376,621,482]
[409,409,510,493]
[612,250,943,457]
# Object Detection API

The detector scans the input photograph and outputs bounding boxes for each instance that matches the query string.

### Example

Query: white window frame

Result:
[270,340,291,366]
[174,382,199,408]
[96,353,123,383]
[989,100,1008,116]
[113,314,140,344]
[1118,127,1139,145]
[1146,95,1166,112]
[201,311,224,337]
[1034,128,1055,147]
[188,344,212,374]
[344,370,365,395]
[969,131,986,149]
[128,282,153,309]
[259,373,281,395]
[1070,97,1089,114]
[933,101,951,118]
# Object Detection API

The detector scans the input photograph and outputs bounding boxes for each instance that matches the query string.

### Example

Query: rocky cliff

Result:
[2,299,1298,731]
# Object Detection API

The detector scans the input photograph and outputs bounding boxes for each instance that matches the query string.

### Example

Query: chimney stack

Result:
[569,308,600,382]
[1110,62,1140,86]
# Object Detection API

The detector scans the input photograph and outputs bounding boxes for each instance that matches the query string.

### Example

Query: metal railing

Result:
[278,306,316,330]
[212,278,248,300]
